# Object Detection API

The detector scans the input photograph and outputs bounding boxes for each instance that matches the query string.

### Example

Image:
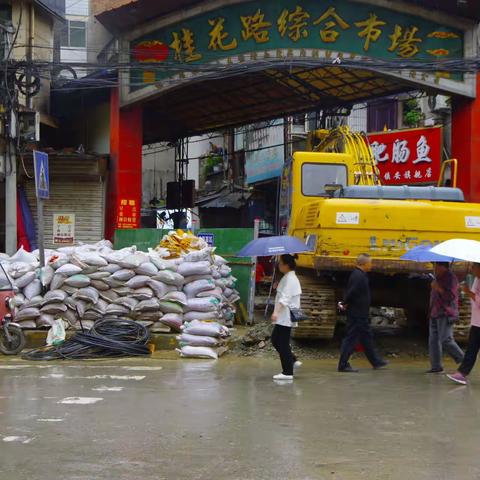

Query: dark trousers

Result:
[271,324,297,376]
[338,315,384,370]
[458,325,480,376]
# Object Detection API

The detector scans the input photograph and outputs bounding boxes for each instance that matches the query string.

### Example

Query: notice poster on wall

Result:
[53,213,75,245]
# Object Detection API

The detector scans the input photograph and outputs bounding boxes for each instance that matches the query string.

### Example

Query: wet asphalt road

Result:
[0,356,478,480]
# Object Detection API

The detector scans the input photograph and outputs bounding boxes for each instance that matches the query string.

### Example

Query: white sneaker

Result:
[294,361,303,370]
[273,373,294,380]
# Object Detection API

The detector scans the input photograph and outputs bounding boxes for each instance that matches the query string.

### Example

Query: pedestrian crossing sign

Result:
[34,150,49,199]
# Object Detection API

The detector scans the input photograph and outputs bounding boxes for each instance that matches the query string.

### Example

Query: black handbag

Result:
[290,308,308,323]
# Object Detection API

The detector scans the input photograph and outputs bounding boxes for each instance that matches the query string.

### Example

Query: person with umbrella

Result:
[270,254,302,381]
[237,235,311,381]
[447,262,480,385]
[427,262,464,373]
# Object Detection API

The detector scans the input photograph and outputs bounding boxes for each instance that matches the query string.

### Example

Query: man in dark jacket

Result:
[338,254,387,372]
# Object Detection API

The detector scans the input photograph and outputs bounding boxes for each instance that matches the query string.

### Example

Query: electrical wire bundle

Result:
[22,317,151,361]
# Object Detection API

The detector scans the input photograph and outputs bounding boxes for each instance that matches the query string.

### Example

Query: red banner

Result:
[368,126,442,185]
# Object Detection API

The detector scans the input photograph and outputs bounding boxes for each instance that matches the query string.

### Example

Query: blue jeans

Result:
[429,316,464,370]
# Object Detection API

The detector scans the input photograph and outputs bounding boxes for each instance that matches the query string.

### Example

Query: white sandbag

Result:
[135,298,160,312]
[177,333,221,347]
[70,255,89,271]
[146,279,169,298]
[158,300,184,315]
[99,264,122,274]
[183,274,214,284]
[57,246,76,255]
[153,270,184,287]
[214,254,228,266]
[219,264,232,277]
[211,267,222,279]
[40,265,55,286]
[224,287,234,298]
[177,345,218,359]
[16,307,40,321]
[14,271,36,289]
[132,287,154,301]
[64,274,90,288]
[118,252,149,269]
[126,275,151,289]
[159,313,183,332]
[24,279,42,300]
[162,291,187,306]
[9,246,37,265]
[62,285,79,296]
[135,262,158,276]
[51,273,66,290]
[88,271,111,280]
[162,258,182,271]
[21,296,44,309]
[113,286,133,296]
[75,252,108,267]
[61,309,78,327]
[49,255,69,270]
[91,280,110,291]
[183,247,214,263]
[55,263,83,276]
[75,320,94,330]
[104,277,124,288]
[186,297,220,312]
[182,320,229,337]
[92,298,109,315]
[76,300,87,318]
[74,287,99,304]
[8,261,34,279]
[106,303,129,316]
[177,261,212,277]
[99,290,119,303]
[64,297,77,309]
[114,297,138,311]
[183,311,220,322]
[112,269,136,281]
[83,310,103,321]
[36,314,56,328]
[14,293,25,307]
[184,279,216,298]
[137,311,163,322]
[43,289,68,304]
[147,252,168,270]
[41,303,67,315]
[197,288,224,301]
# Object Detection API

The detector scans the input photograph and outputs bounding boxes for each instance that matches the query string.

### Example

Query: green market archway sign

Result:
[123,0,476,105]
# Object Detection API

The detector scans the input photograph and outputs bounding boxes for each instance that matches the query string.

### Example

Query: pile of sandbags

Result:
[176,319,230,359]
[0,231,240,343]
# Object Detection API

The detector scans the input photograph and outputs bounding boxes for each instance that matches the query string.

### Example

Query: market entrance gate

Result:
[97,0,480,235]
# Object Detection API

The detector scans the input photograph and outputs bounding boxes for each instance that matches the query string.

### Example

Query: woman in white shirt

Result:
[271,254,302,380]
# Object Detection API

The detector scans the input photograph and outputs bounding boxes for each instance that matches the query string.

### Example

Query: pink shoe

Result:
[447,372,467,385]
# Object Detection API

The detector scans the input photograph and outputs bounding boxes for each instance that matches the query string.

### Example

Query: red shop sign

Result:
[367,126,442,185]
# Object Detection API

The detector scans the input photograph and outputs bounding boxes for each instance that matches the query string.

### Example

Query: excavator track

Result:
[293,274,338,339]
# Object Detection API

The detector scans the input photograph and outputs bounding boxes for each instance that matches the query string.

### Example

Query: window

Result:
[61,20,86,48]
[302,163,347,196]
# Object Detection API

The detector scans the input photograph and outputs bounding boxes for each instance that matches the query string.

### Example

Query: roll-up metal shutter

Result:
[24,156,107,249]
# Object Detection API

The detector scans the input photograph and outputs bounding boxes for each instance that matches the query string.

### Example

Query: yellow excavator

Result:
[281,126,478,339]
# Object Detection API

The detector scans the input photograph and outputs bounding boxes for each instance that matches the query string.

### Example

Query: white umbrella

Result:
[430,239,480,263]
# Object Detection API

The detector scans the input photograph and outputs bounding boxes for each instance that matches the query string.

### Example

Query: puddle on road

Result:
[58,397,103,405]
[92,386,124,392]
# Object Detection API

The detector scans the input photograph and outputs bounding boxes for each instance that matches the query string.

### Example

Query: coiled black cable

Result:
[22,317,151,361]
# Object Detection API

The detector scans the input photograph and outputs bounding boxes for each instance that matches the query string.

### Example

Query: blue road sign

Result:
[198,232,215,247]
[34,151,49,199]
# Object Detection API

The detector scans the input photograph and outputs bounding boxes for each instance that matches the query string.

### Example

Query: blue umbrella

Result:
[237,235,313,257]
[400,244,456,263]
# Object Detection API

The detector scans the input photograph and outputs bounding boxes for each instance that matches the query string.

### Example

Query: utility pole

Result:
[5,138,17,255]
